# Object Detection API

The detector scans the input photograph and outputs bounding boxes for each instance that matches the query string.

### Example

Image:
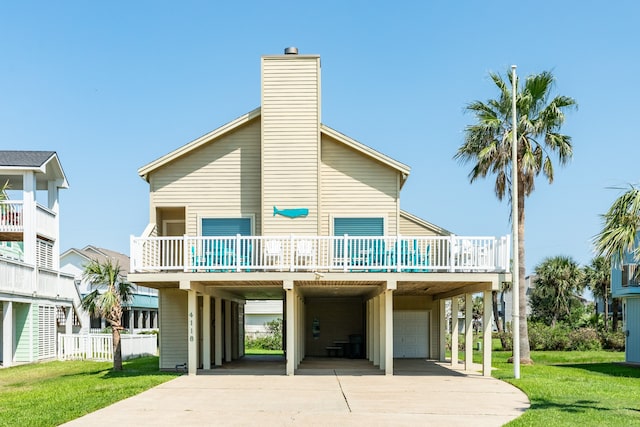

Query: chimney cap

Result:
[284,47,298,55]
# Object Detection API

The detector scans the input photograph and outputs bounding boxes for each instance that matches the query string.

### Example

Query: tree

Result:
[584,256,611,330]
[530,256,585,327]
[594,184,640,331]
[493,280,511,349]
[455,70,577,364]
[81,258,134,371]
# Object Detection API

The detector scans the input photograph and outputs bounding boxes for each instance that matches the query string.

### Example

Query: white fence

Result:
[58,334,157,361]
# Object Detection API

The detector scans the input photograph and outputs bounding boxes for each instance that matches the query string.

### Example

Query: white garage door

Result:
[393,310,429,358]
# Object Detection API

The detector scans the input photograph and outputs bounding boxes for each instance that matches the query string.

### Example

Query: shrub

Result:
[246,318,282,350]
[568,327,601,351]
[600,330,625,351]
[528,322,570,351]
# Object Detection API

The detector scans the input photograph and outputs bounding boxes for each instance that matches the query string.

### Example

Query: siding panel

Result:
[159,289,187,369]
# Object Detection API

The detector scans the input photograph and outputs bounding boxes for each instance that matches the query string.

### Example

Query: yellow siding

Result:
[400,215,439,236]
[320,134,399,235]
[148,119,261,235]
[159,288,187,369]
[261,56,320,235]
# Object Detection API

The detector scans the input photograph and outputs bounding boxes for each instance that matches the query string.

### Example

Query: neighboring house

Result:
[612,249,640,363]
[60,246,158,333]
[245,300,283,337]
[128,48,511,376]
[0,151,82,367]
[497,275,534,330]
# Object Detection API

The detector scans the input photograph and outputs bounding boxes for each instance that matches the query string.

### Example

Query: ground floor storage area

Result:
[143,271,507,376]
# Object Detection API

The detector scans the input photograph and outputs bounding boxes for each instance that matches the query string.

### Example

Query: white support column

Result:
[373,295,380,366]
[3,301,13,367]
[483,290,493,377]
[128,310,133,333]
[285,281,295,375]
[214,297,222,366]
[22,171,36,267]
[451,297,459,367]
[65,306,73,335]
[47,180,60,269]
[296,294,303,368]
[379,293,386,372]
[224,300,232,362]
[202,296,211,370]
[187,289,198,375]
[384,290,394,376]
[439,299,446,361]
[366,299,372,361]
[465,293,473,371]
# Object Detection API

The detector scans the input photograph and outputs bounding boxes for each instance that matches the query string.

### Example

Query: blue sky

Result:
[1,1,637,273]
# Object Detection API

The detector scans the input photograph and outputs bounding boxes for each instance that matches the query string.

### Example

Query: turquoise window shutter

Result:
[333,217,384,236]
[202,218,251,236]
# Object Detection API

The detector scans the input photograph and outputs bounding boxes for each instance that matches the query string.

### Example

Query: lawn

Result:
[0,356,179,427]
[492,350,640,427]
[244,348,284,356]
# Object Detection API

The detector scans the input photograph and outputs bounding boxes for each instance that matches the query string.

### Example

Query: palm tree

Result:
[594,184,640,332]
[531,256,584,326]
[455,70,576,364]
[81,258,134,371]
[584,256,611,330]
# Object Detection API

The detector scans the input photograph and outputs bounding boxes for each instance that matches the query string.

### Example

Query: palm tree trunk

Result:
[603,285,609,331]
[517,174,532,364]
[113,327,123,371]
[612,298,620,332]
[492,290,503,332]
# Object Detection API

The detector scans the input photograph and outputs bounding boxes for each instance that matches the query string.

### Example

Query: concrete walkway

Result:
[63,358,529,426]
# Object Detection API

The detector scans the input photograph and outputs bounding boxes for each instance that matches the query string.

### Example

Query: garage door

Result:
[393,310,429,358]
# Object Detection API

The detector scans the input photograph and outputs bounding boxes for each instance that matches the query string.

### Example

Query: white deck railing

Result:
[0,257,76,299]
[57,333,158,361]
[130,235,510,273]
[0,201,57,238]
[0,201,23,231]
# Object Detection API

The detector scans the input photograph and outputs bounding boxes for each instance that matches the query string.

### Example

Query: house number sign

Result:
[189,311,194,342]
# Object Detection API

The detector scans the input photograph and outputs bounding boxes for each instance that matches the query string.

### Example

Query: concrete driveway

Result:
[63,358,529,426]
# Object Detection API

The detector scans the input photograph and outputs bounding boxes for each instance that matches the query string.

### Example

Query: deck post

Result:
[202,296,211,370]
[483,290,493,376]
[214,297,222,366]
[225,300,232,362]
[451,297,459,367]
[3,301,13,367]
[187,288,198,375]
[384,289,394,376]
[373,294,380,367]
[465,293,473,371]
[439,299,446,361]
[284,280,295,375]
[379,293,385,371]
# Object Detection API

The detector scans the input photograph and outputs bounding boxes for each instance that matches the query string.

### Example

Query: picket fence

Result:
[58,333,157,361]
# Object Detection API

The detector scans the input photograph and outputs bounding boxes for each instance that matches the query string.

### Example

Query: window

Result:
[334,217,384,236]
[202,218,251,236]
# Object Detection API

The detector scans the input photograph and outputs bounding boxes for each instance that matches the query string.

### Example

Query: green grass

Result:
[493,350,640,426]
[0,356,179,427]
[244,348,284,356]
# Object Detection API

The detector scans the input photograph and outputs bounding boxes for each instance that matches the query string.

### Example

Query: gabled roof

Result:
[61,245,130,271]
[0,150,69,189]
[138,108,261,181]
[0,150,55,167]
[137,108,411,185]
[400,210,452,236]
